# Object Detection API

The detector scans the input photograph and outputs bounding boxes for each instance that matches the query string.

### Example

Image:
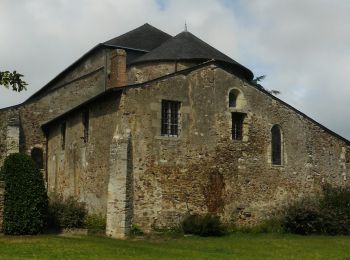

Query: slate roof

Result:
[104,23,172,51]
[132,31,254,81]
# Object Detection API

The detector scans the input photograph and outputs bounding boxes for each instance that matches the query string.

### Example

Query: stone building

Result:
[0,24,349,238]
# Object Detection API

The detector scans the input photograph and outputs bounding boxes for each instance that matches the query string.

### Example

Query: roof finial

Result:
[184,21,188,32]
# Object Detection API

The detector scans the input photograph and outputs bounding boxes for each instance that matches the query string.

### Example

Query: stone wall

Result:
[0,181,4,232]
[0,108,20,166]
[46,92,121,214]
[128,61,197,84]
[46,61,350,236]
[19,48,108,174]
[121,64,349,230]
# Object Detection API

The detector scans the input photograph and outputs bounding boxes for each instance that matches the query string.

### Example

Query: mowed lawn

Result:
[0,233,349,259]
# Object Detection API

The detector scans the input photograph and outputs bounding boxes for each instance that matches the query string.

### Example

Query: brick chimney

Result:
[108,49,127,88]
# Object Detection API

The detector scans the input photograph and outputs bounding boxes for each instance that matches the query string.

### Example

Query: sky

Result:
[1,0,350,138]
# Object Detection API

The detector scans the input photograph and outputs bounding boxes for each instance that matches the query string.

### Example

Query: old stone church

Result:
[0,24,349,238]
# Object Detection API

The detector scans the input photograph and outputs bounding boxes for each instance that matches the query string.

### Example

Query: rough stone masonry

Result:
[0,181,4,232]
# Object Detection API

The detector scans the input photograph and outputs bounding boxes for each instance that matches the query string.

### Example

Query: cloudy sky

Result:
[1,0,350,138]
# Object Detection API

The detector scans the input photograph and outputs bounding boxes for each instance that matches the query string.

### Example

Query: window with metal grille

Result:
[271,125,282,165]
[61,122,66,150]
[82,110,89,143]
[161,100,181,137]
[232,112,245,140]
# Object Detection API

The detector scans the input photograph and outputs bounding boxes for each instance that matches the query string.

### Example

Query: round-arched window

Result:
[271,125,282,165]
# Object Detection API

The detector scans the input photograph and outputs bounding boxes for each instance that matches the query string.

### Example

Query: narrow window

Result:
[61,122,66,150]
[229,90,237,107]
[31,147,44,170]
[232,112,245,140]
[161,100,181,137]
[82,110,89,143]
[271,125,282,165]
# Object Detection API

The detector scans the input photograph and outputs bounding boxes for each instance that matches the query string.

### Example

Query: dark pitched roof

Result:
[132,31,254,81]
[103,23,172,51]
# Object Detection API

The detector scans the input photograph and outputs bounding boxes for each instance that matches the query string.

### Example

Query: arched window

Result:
[31,147,44,170]
[229,89,239,108]
[271,125,282,165]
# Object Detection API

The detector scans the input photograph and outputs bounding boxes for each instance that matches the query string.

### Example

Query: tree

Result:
[251,75,280,95]
[1,153,48,235]
[0,70,27,92]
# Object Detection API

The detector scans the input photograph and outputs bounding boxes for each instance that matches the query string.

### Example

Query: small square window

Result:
[161,100,181,137]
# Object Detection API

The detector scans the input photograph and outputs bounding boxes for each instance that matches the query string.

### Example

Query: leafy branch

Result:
[251,75,280,95]
[0,70,27,92]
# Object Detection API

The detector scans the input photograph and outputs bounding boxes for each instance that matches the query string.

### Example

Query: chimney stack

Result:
[109,49,127,88]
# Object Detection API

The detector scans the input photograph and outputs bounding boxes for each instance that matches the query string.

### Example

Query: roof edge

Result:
[41,60,350,146]
[26,44,149,103]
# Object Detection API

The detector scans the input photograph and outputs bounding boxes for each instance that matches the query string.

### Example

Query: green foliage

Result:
[233,218,284,234]
[1,153,48,235]
[181,214,227,237]
[283,199,324,235]
[283,184,350,235]
[129,224,144,236]
[84,213,106,230]
[48,195,87,230]
[0,71,27,92]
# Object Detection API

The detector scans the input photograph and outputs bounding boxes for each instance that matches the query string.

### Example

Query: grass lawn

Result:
[0,233,349,259]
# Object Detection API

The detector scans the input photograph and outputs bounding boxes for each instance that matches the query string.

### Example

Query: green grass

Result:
[0,233,349,259]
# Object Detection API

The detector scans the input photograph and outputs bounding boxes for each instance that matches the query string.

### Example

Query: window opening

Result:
[82,110,89,143]
[271,125,282,165]
[232,112,245,140]
[61,122,66,150]
[161,100,181,137]
[31,147,44,170]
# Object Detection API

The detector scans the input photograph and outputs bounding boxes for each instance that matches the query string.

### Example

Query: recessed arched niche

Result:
[228,88,244,109]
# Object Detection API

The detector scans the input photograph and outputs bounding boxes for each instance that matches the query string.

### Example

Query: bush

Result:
[48,195,87,230]
[181,214,227,237]
[283,184,350,235]
[1,153,48,235]
[129,224,144,236]
[319,184,350,235]
[283,199,323,235]
[84,213,106,230]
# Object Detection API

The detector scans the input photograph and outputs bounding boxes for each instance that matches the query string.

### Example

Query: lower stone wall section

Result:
[0,181,4,232]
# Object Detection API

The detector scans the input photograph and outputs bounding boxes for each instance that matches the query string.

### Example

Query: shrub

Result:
[84,213,106,230]
[283,184,350,235]
[48,195,87,230]
[181,214,202,235]
[283,199,323,235]
[1,153,48,235]
[319,184,350,235]
[181,214,227,237]
[129,224,144,236]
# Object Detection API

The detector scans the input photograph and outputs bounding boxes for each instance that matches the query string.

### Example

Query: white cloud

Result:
[1,0,350,138]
